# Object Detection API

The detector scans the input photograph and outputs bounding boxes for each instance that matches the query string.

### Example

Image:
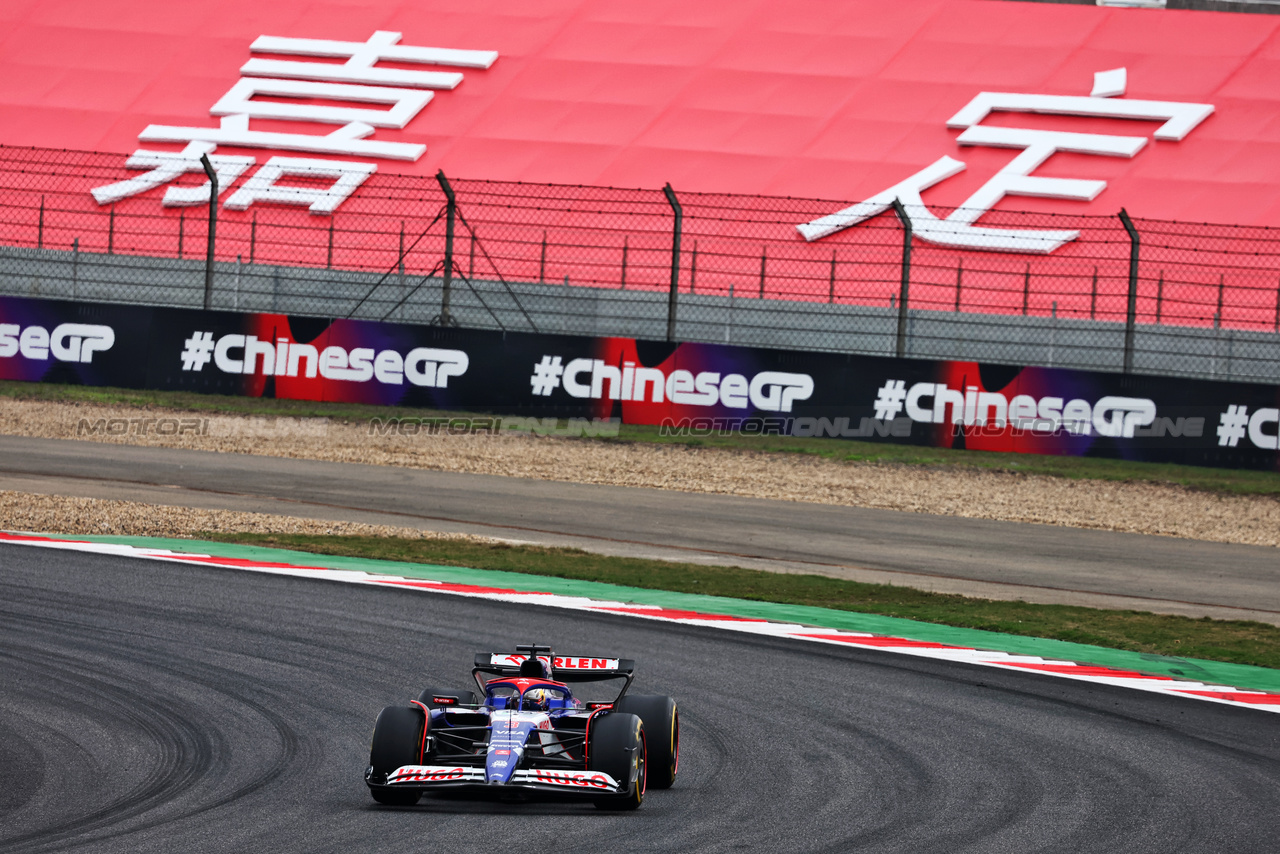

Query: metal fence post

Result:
[891,199,913,359]
[758,247,766,298]
[662,183,682,343]
[690,240,698,295]
[954,260,962,312]
[1049,300,1057,366]
[539,232,547,283]
[1118,208,1139,373]
[828,250,836,304]
[726,280,735,343]
[1275,276,1280,333]
[37,195,44,249]
[1155,271,1164,324]
[200,153,218,310]
[435,170,457,326]
[1215,273,1225,328]
[1021,263,1030,316]
[398,221,406,320]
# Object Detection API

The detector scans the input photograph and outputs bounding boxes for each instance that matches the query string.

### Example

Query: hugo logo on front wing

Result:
[532,771,612,789]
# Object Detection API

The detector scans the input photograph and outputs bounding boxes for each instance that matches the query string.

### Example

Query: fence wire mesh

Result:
[1,144,1278,383]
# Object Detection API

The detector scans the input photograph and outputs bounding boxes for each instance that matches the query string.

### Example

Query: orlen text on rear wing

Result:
[472,648,636,700]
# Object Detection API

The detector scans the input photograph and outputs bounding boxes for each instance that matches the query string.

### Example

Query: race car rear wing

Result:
[472,645,636,699]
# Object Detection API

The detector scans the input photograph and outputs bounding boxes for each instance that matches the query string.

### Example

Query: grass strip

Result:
[4,380,1280,496]
[205,532,1280,671]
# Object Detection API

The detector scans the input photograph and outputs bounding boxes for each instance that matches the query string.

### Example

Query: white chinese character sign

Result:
[797,69,1214,254]
[90,32,497,215]
[2,0,1277,235]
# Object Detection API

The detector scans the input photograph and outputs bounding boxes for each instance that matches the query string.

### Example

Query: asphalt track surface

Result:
[4,543,1280,854]
[2,435,1280,623]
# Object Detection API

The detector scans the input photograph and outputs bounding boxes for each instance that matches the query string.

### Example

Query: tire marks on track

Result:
[0,597,309,854]
[4,546,1280,853]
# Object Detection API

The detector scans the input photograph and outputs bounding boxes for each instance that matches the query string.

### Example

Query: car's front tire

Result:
[367,705,425,806]
[614,694,678,789]
[588,712,646,810]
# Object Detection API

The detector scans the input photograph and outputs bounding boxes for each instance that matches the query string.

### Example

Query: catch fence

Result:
[1,144,1278,382]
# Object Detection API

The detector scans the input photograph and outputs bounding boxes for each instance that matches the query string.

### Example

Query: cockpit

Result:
[485,681,576,712]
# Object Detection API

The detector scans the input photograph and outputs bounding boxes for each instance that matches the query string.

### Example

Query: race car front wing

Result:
[384,764,621,793]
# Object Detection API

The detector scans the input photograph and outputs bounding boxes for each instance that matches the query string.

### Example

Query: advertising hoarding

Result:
[3,294,1276,470]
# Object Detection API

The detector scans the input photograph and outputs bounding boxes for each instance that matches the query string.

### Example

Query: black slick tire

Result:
[367,705,425,806]
[614,694,678,789]
[588,712,646,810]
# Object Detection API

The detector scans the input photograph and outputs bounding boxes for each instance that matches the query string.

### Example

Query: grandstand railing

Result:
[1,144,1278,383]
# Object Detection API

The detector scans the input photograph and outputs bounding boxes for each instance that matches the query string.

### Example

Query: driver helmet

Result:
[522,688,551,712]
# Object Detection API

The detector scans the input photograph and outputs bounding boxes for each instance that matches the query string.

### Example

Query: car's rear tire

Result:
[614,694,678,789]
[588,712,646,810]
[368,705,425,806]
[416,686,479,708]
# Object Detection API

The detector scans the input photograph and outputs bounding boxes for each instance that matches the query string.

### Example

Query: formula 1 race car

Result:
[364,645,679,810]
